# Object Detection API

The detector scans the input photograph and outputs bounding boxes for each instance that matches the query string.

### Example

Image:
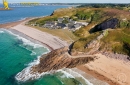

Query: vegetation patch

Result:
[28,6,130,56]
[100,29,130,55]
[72,32,101,52]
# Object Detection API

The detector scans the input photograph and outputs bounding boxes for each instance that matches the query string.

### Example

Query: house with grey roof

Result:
[58,18,64,23]
[57,23,66,29]
[43,21,57,29]
[43,17,89,31]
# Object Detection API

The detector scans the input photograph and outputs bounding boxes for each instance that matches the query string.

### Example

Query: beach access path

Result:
[11,22,68,50]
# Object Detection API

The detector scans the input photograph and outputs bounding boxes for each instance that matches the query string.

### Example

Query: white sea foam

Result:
[15,51,49,82]
[2,29,51,57]
[15,55,75,82]
[1,29,93,85]
[0,29,53,81]
[57,69,74,78]
[56,68,93,85]
[2,29,92,85]
[3,29,50,50]
[15,66,93,85]
[30,51,36,56]
[0,31,4,33]
[15,66,44,81]
[16,36,43,48]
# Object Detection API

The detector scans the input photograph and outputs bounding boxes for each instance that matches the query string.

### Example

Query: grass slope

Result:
[28,7,130,56]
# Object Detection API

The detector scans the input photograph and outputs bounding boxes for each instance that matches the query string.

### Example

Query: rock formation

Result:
[32,47,96,73]
[84,30,107,54]
[15,47,97,81]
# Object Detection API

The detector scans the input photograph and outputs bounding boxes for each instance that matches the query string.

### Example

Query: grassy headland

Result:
[28,5,130,56]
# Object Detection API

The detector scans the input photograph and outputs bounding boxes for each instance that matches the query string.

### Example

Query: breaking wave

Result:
[2,29,50,56]
[0,30,4,33]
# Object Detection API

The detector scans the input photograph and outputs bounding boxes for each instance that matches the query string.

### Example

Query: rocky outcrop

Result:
[15,47,97,81]
[70,30,107,55]
[85,30,106,48]
[84,32,105,55]
[32,47,96,73]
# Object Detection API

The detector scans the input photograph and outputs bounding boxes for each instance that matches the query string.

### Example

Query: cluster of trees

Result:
[78,4,130,9]
[118,20,130,28]
[74,11,93,20]
[75,12,91,20]
[74,10,103,23]
[91,11,103,23]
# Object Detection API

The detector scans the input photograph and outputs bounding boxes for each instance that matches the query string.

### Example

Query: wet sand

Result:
[0,18,31,28]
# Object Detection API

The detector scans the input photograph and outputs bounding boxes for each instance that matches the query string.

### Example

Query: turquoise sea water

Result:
[0,29,92,85]
[0,29,47,85]
[0,4,94,85]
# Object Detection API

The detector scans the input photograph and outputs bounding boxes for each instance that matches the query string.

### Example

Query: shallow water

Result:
[0,29,94,85]
[0,29,48,85]
[0,4,106,85]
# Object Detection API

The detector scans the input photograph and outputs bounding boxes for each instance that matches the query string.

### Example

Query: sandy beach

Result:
[0,18,31,28]
[1,19,130,85]
[78,54,130,85]
[10,21,68,50]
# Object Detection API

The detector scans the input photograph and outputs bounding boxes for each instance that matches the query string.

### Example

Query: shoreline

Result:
[10,24,68,50]
[0,19,108,84]
[1,17,130,85]
[77,65,118,85]
[0,17,55,51]
[8,28,53,51]
[0,18,31,28]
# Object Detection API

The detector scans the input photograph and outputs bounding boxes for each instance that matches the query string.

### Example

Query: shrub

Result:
[118,20,129,28]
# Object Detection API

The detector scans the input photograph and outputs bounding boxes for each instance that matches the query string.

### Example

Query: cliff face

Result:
[32,47,96,73]
[90,18,118,33]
